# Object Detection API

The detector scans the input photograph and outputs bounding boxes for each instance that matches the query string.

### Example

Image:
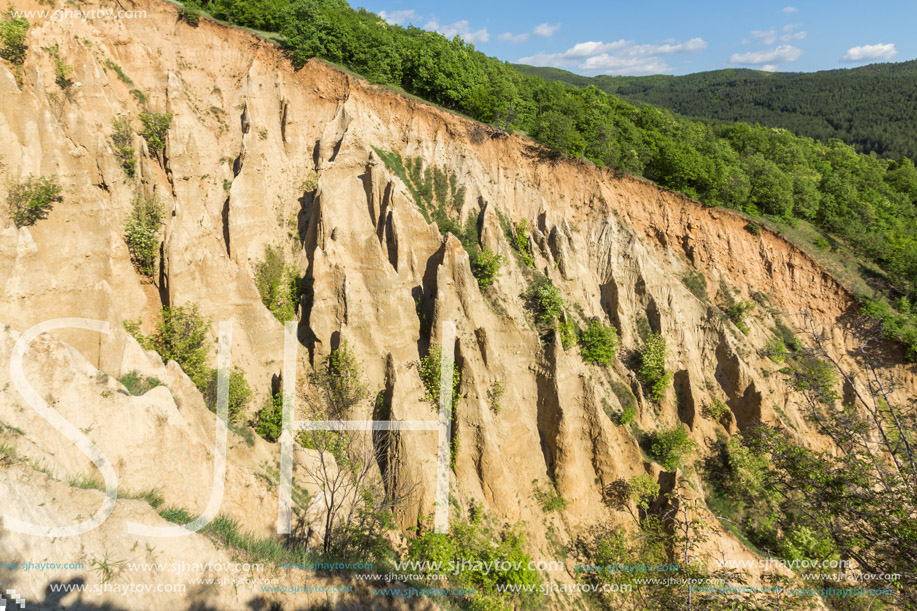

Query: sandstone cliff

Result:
[0,1,913,609]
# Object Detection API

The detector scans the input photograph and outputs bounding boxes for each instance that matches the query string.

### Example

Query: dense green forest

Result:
[182,0,917,359]
[515,62,917,161]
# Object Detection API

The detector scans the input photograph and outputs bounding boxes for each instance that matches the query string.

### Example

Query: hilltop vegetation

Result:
[182,0,917,358]
[516,61,917,161]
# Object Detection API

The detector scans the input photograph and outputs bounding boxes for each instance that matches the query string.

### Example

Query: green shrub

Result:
[789,355,838,404]
[579,318,619,365]
[861,296,917,363]
[407,511,540,609]
[419,345,460,413]
[111,116,136,177]
[573,527,671,607]
[203,366,251,423]
[726,300,756,335]
[525,278,564,325]
[179,4,201,27]
[122,319,150,349]
[705,399,729,423]
[773,321,802,353]
[764,336,787,363]
[311,340,368,418]
[420,345,462,468]
[118,370,162,396]
[780,525,839,564]
[714,434,773,504]
[0,11,28,65]
[649,425,697,472]
[744,222,761,236]
[151,303,210,389]
[254,245,298,322]
[557,315,577,349]
[470,248,505,288]
[511,218,534,266]
[255,391,284,442]
[124,192,164,278]
[43,43,73,90]
[618,404,637,426]
[300,171,319,192]
[139,111,173,158]
[53,51,72,91]
[7,175,62,228]
[487,380,504,415]
[533,479,567,512]
[638,332,671,403]
[628,473,660,510]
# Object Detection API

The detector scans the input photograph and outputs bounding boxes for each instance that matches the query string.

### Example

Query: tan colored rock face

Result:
[0,0,912,608]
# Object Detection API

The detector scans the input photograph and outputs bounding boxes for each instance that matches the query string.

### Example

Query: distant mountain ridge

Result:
[514,60,917,160]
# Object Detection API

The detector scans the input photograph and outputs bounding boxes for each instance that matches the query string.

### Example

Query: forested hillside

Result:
[171,0,917,358]
[515,62,917,161]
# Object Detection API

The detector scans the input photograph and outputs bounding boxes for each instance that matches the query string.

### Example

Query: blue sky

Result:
[356,0,915,75]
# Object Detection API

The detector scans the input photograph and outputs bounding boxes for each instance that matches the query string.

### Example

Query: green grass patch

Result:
[532,479,567,512]
[69,474,105,490]
[0,419,25,436]
[104,59,133,84]
[118,370,162,396]
[129,488,165,510]
[159,506,195,524]
[682,269,708,301]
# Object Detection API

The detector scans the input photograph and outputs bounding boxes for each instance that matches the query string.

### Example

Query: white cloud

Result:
[518,37,708,75]
[498,22,560,44]
[565,40,632,57]
[782,6,799,14]
[730,44,803,65]
[378,9,416,26]
[425,19,490,44]
[579,54,672,74]
[533,23,560,38]
[499,32,530,43]
[842,43,898,62]
[751,29,777,45]
[761,64,778,72]
[781,30,807,42]
[385,11,557,47]
[749,25,806,45]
